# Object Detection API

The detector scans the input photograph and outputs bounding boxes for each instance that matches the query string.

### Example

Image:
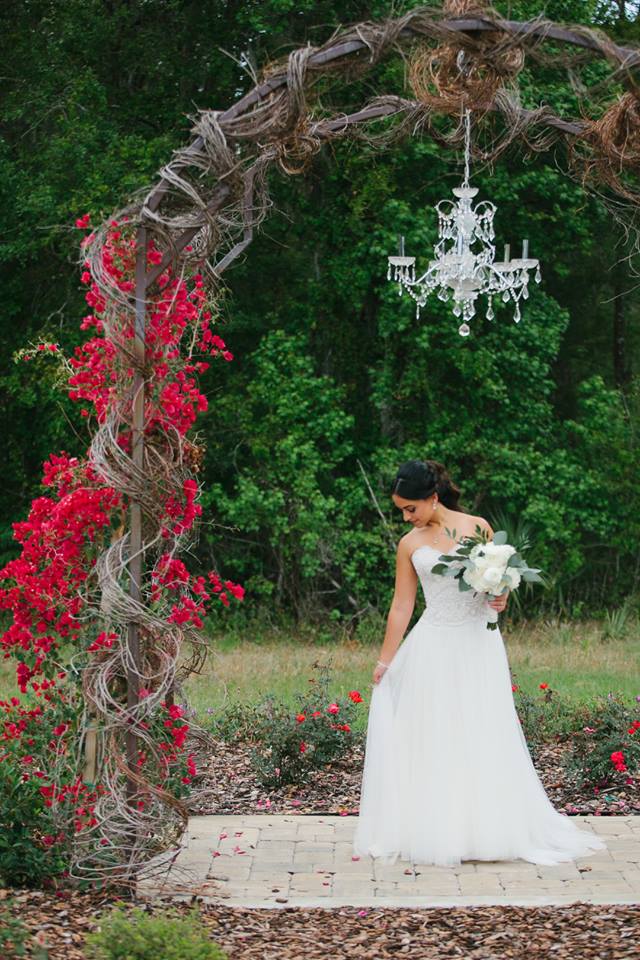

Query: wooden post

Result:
[126,225,147,804]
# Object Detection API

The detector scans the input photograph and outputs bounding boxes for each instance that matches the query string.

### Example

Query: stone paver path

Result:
[139,814,640,908]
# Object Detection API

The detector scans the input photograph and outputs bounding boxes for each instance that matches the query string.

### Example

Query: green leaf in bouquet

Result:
[492,530,508,545]
[431,563,458,577]
[458,578,474,591]
[472,523,488,540]
[507,553,523,567]
[522,570,544,583]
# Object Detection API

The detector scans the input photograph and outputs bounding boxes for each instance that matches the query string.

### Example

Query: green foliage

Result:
[208,662,364,787]
[1,0,639,620]
[600,602,634,642]
[511,679,584,760]
[0,689,82,889]
[563,693,640,789]
[0,900,29,960]
[206,699,267,744]
[0,756,70,888]
[202,329,357,616]
[85,905,227,960]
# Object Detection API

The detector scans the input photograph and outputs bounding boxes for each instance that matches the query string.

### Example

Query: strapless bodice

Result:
[411,543,495,628]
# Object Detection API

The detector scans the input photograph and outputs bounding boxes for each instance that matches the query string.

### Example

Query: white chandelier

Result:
[387,109,541,337]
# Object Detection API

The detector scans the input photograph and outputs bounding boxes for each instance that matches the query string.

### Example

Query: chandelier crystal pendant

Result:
[386,109,541,337]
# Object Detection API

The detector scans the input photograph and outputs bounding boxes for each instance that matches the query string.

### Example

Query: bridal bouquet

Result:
[431,525,543,630]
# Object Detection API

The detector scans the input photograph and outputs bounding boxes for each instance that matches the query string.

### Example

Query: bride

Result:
[352,458,607,867]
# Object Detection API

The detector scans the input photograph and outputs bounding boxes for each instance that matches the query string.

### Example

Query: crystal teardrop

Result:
[458,322,471,336]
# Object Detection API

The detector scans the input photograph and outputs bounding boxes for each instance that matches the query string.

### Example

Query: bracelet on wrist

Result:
[376,659,389,668]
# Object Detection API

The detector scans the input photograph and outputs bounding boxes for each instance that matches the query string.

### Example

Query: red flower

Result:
[539,683,548,690]
[295,713,306,724]
[348,690,363,703]
[0,220,243,819]
[327,703,339,715]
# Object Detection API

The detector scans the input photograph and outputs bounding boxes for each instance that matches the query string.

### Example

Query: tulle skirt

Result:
[352,612,607,867]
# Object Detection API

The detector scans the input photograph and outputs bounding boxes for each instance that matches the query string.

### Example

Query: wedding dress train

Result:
[352,543,607,867]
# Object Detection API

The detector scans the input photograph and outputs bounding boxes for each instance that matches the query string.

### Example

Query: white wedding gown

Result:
[352,542,607,867]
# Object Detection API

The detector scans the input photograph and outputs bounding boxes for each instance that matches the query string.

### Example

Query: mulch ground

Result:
[190,734,640,818]
[2,890,639,959]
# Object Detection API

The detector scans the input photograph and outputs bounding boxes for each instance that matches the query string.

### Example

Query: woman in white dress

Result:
[353,458,607,867]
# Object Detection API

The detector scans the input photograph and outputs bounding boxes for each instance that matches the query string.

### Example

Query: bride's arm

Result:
[377,538,417,666]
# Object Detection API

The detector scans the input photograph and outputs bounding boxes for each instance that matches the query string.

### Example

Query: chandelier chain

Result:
[463,107,471,189]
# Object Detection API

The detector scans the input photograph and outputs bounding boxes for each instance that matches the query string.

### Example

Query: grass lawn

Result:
[2,617,638,736]
[184,617,639,727]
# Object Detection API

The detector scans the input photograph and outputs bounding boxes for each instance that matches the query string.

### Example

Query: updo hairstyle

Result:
[391,459,465,512]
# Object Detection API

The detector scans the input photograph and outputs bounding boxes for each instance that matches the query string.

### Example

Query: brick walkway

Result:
[139,814,640,908]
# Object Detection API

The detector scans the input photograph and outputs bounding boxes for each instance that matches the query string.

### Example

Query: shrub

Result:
[0,901,48,959]
[0,690,84,888]
[511,677,582,758]
[0,902,29,959]
[85,905,227,960]
[562,692,640,790]
[206,699,266,744]
[0,758,70,889]
[206,662,364,788]
[247,663,364,788]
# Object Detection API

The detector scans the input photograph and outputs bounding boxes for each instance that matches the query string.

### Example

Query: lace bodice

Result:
[411,543,496,627]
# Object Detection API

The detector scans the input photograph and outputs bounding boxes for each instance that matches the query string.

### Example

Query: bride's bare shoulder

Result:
[398,529,421,554]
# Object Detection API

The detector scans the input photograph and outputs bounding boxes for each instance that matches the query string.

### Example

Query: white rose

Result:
[504,568,521,589]
[462,566,486,592]
[469,549,492,573]
[483,543,516,564]
[482,566,503,588]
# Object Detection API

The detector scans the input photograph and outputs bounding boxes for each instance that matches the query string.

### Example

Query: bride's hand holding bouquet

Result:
[432,525,543,630]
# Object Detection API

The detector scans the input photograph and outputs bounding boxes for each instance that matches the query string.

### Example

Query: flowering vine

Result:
[0,212,243,884]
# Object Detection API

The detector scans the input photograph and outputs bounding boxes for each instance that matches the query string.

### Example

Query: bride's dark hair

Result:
[391,459,465,512]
